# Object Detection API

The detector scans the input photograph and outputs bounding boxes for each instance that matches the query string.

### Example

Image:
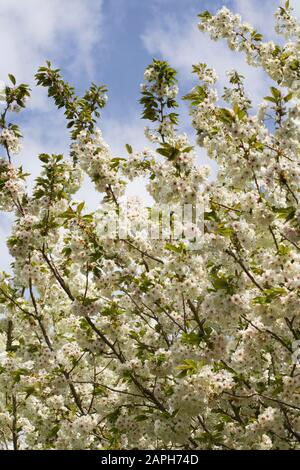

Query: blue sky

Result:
[1,0,300,270]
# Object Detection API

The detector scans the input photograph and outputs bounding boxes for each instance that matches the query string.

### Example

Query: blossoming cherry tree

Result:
[0,3,300,450]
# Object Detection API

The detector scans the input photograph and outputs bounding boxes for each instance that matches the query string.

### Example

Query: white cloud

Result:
[0,0,105,186]
[0,0,105,181]
[0,0,103,116]
[0,0,104,88]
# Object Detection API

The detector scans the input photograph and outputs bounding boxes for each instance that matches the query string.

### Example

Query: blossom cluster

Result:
[0,128,21,155]
[72,129,125,197]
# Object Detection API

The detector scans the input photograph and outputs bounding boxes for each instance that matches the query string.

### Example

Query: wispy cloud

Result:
[0,0,104,89]
[1,0,105,183]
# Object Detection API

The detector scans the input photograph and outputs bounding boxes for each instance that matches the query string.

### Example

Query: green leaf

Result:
[284,92,293,102]
[135,415,150,422]
[198,10,212,19]
[264,96,277,103]
[177,359,198,377]
[165,243,184,254]
[233,103,239,115]
[211,276,234,294]
[110,157,126,169]
[218,108,234,124]
[290,59,299,71]
[59,207,76,220]
[233,104,247,120]
[253,287,287,305]
[182,332,202,346]
[271,87,281,100]
[253,141,265,151]
[77,202,85,214]
[93,386,106,396]
[156,144,180,161]
[62,247,72,257]
[183,86,207,106]
[24,386,36,400]
[182,146,194,153]
[48,425,60,439]
[216,224,233,238]
[204,209,219,222]
[251,31,263,41]
[278,244,290,256]
[125,144,133,154]
[169,112,179,124]
[38,153,50,163]
[156,147,170,157]
[8,74,16,85]
[272,206,296,222]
